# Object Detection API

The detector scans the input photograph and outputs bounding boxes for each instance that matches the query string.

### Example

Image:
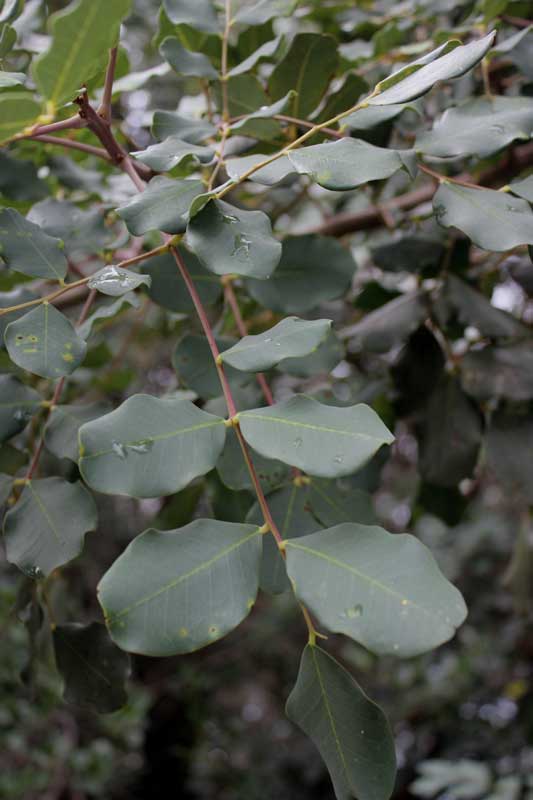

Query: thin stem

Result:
[208,123,230,190]
[223,280,274,406]
[0,243,169,317]
[215,93,375,199]
[418,163,481,188]
[273,115,344,140]
[98,46,118,122]
[220,0,232,122]
[25,115,85,139]
[122,155,147,191]
[31,134,112,160]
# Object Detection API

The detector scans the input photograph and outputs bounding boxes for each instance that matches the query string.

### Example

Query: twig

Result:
[31,134,112,161]
[98,46,118,122]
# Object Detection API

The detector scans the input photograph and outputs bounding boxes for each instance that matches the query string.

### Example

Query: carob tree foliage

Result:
[1,0,533,797]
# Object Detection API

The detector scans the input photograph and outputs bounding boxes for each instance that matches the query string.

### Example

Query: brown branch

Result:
[31,134,112,161]
[98,46,118,122]
[310,141,533,237]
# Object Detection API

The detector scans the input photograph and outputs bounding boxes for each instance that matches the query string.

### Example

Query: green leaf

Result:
[160,36,218,78]
[286,522,467,657]
[216,426,289,494]
[433,182,533,252]
[247,478,376,594]
[173,334,249,398]
[133,136,214,172]
[490,24,532,55]
[216,74,281,140]
[152,110,217,143]
[78,293,139,339]
[416,97,533,158]
[486,410,533,503]
[461,341,533,402]
[247,235,356,313]
[0,92,41,144]
[0,288,38,346]
[143,249,222,313]
[368,32,495,105]
[342,292,428,354]
[0,70,24,87]
[277,329,344,377]
[79,394,226,498]
[32,0,132,108]
[238,395,394,478]
[162,0,219,34]
[268,33,338,119]
[509,175,533,203]
[44,402,111,462]
[0,473,12,509]
[287,139,416,191]
[27,199,114,257]
[53,622,130,713]
[230,90,295,131]
[439,274,528,339]
[344,101,420,131]
[233,0,298,25]
[0,208,67,281]
[0,151,49,203]
[220,316,332,372]
[87,265,151,297]
[5,304,87,379]
[186,199,281,279]
[313,73,368,124]
[227,36,282,78]
[3,477,97,578]
[418,375,483,488]
[117,177,204,235]
[0,374,42,443]
[286,645,396,800]
[98,519,262,656]
[225,153,293,185]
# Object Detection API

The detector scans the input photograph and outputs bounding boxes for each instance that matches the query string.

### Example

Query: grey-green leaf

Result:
[286,644,396,800]
[5,304,87,379]
[342,292,428,354]
[0,374,42,443]
[162,0,219,33]
[32,0,132,107]
[433,182,533,251]
[268,33,338,119]
[87,265,151,297]
[53,622,130,713]
[133,136,214,172]
[98,519,262,656]
[247,235,356,313]
[78,293,140,339]
[416,97,533,159]
[0,208,67,281]
[152,110,217,143]
[143,249,222,313]
[117,177,203,235]
[368,32,495,105]
[286,522,467,657]
[233,0,298,25]
[3,477,97,578]
[0,70,25,88]
[173,333,249,398]
[227,36,283,78]
[221,316,332,372]
[44,402,111,462]
[0,92,41,144]
[230,90,294,130]
[79,394,226,498]
[509,175,533,204]
[287,139,416,191]
[160,36,218,78]
[186,199,281,279]
[238,395,394,478]
[225,153,294,186]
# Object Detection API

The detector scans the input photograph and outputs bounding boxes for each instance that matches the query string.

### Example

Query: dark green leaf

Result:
[278,329,344,377]
[433,182,533,252]
[117,177,204,235]
[0,374,42,443]
[53,622,130,713]
[0,288,38,347]
[152,110,217,143]
[162,0,219,33]
[98,519,262,655]
[227,36,282,78]
[439,274,528,339]
[230,90,295,131]
[143,249,222,313]
[486,410,533,503]
[216,425,289,494]
[3,477,97,578]
[286,522,467,656]
[269,33,338,119]
[0,208,67,281]
[247,235,356,312]
[186,199,281,279]
[343,292,428,354]
[78,293,140,339]
[133,136,214,172]
[239,395,394,478]
[286,645,396,800]
[79,394,226,498]
[5,304,87,379]
[160,36,218,78]
[173,333,249,397]
[461,341,533,402]
[44,402,111,462]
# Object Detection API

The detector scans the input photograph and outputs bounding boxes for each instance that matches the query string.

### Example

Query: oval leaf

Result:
[3,477,97,578]
[44,401,111,462]
[79,394,226,498]
[238,395,394,478]
[98,519,262,656]
[286,522,467,657]
[187,199,282,279]
[0,375,42,443]
[0,208,67,281]
[117,176,203,235]
[5,303,87,379]
[133,136,214,172]
[87,265,151,296]
[286,645,396,800]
